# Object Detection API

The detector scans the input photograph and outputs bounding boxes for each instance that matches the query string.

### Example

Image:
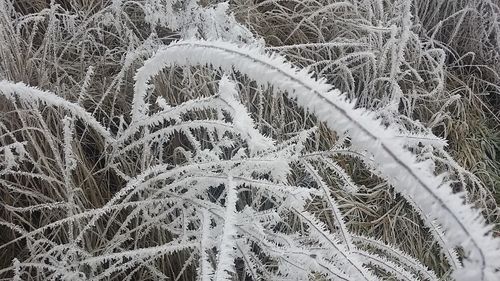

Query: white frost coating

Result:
[354,250,418,281]
[302,160,353,249]
[62,116,76,242]
[133,39,500,281]
[217,75,274,154]
[396,132,448,150]
[296,211,377,281]
[353,235,439,281]
[214,176,238,281]
[0,142,27,172]
[12,258,21,281]
[80,242,197,266]
[78,66,94,104]
[200,210,214,281]
[0,81,112,142]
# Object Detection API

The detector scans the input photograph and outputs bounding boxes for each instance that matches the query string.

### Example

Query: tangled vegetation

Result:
[0,0,499,280]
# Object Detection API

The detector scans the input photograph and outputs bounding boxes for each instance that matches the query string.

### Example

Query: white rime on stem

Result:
[214,176,239,281]
[0,81,112,142]
[133,39,500,281]
[353,235,438,281]
[200,210,214,281]
[217,75,274,154]
[62,116,76,241]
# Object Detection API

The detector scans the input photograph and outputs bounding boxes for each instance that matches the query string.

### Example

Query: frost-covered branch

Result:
[132,39,499,280]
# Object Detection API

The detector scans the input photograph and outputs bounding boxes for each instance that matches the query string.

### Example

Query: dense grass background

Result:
[0,0,499,280]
